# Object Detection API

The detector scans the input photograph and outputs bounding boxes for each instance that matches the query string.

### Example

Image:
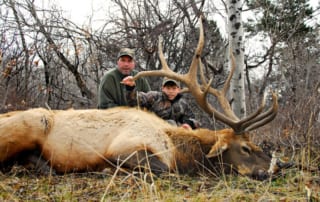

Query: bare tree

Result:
[1,0,103,109]
[227,0,246,118]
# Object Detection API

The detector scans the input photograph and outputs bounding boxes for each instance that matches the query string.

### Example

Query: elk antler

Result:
[132,15,278,134]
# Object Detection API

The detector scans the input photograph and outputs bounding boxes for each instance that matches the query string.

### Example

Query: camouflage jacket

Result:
[127,90,200,129]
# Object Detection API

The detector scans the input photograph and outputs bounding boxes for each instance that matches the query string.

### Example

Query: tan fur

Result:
[0,108,52,161]
[0,107,177,172]
[0,107,275,178]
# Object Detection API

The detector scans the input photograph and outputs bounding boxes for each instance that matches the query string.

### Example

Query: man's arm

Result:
[98,77,119,109]
[121,75,150,92]
[98,91,118,109]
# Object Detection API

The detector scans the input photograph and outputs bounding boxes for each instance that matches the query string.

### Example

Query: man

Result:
[122,76,200,130]
[98,48,150,109]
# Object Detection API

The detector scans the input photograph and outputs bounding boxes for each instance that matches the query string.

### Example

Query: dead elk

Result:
[0,17,280,180]
[1,107,276,180]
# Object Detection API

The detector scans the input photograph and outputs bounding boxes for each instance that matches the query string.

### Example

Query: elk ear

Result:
[206,143,228,158]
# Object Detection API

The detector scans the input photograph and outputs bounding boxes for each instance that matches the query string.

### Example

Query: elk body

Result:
[0,16,279,180]
[0,107,275,180]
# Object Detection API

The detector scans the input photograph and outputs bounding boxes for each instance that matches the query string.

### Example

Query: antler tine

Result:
[199,59,208,86]
[205,49,278,134]
[132,36,188,83]
[181,16,245,127]
[205,49,240,123]
[185,16,205,83]
[236,90,268,127]
[241,91,278,132]
[193,55,242,129]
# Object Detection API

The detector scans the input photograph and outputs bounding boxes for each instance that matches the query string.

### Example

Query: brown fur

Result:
[0,107,276,179]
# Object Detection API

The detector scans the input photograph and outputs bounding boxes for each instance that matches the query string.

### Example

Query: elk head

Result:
[132,16,279,179]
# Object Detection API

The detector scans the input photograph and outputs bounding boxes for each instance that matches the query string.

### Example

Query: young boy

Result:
[121,76,200,129]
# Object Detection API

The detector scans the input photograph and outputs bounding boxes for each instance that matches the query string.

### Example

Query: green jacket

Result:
[98,68,150,109]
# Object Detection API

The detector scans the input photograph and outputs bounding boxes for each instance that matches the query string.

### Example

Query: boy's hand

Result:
[121,76,135,86]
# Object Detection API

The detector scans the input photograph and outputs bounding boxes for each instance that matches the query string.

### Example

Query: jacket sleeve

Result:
[126,89,138,107]
[98,92,118,109]
[97,76,119,109]
[179,100,201,129]
[141,77,151,92]
[126,76,151,106]
[126,90,158,109]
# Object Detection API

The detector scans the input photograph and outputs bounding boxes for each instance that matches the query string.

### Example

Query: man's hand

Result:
[181,123,192,130]
[121,76,135,86]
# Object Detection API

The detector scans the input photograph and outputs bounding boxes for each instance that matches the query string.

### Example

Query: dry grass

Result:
[1,162,319,202]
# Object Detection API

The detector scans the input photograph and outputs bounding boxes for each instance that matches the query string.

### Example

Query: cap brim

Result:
[162,80,180,87]
[118,54,133,59]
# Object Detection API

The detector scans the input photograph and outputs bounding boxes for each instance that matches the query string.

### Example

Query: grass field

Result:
[1,162,319,201]
[1,101,319,201]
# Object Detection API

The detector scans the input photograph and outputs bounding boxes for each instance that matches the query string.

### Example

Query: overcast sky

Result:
[50,0,109,28]
[52,0,319,29]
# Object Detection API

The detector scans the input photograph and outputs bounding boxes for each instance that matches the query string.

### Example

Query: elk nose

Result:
[252,169,270,181]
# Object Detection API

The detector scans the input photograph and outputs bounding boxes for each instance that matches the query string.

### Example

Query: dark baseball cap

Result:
[117,48,135,60]
[162,77,180,87]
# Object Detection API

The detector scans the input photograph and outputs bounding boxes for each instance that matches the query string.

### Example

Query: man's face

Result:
[162,84,180,100]
[117,56,135,75]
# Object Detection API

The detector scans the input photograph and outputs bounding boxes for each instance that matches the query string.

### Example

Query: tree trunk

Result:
[227,0,246,118]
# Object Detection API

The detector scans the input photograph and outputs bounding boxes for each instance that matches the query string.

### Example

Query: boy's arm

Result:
[180,100,201,129]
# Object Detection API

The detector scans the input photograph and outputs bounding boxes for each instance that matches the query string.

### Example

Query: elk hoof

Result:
[252,169,270,181]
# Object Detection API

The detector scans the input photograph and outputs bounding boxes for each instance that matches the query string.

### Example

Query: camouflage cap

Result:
[162,77,180,87]
[117,48,135,60]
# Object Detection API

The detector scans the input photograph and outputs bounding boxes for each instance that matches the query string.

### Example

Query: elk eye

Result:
[241,145,252,155]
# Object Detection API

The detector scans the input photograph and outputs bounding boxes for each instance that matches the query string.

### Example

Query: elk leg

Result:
[0,149,56,175]
[114,150,169,174]
[25,150,56,175]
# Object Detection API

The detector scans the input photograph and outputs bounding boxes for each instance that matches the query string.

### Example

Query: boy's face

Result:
[162,84,180,100]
